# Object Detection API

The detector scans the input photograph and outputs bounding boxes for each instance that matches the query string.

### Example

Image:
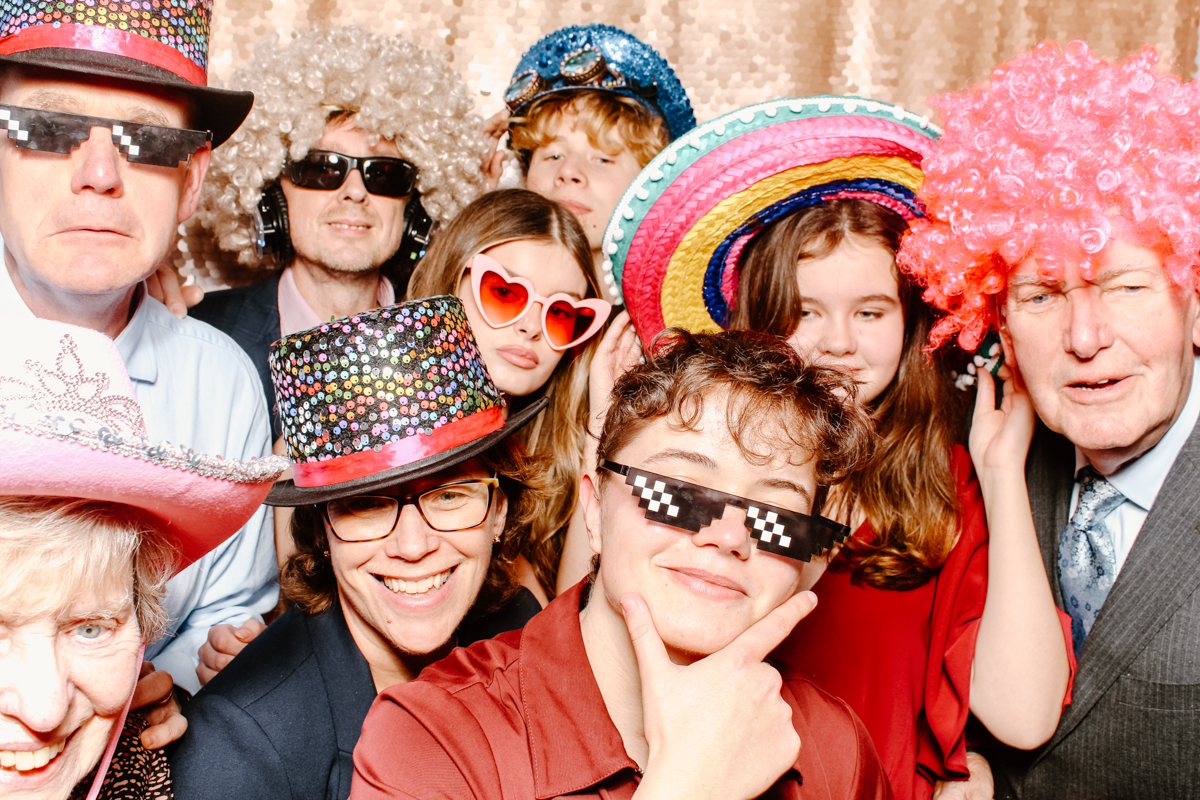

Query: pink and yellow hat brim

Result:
[603,96,940,342]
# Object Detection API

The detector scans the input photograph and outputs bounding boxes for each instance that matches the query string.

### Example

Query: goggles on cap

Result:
[0,103,211,168]
[505,44,659,114]
[468,254,612,351]
[285,149,419,198]
[602,461,849,562]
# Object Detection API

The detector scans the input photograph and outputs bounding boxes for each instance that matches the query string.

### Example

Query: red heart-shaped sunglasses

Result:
[468,254,612,351]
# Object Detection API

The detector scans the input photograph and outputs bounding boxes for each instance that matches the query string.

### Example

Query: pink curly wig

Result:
[897,41,1200,351]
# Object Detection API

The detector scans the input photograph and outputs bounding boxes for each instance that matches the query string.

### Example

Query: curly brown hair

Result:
[596,329,877,490]
[280,436,551,618]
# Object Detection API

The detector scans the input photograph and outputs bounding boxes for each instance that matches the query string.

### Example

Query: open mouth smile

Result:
[376,566,455,596]
[0,740,66,772]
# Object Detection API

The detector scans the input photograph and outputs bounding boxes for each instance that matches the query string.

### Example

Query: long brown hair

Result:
[732,199,964,589]
[281,437,552,616]
[407,189,600,597]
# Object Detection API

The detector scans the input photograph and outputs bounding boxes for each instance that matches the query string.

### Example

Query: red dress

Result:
[774,446,987,800]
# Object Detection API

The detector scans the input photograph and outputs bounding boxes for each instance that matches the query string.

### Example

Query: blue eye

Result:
[72,622,107,640]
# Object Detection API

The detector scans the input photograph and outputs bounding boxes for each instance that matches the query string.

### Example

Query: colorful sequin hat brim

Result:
[266,295,548,505]
[0,2,253,148]
[602,96,940,342]
[265,396,548,506]
[507,24,696,142]
[0,318,289,573]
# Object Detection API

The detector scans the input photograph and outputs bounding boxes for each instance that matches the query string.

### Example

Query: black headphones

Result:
[253,182,436,293]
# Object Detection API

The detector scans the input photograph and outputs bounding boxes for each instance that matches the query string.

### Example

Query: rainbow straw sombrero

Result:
[604,96,940,341]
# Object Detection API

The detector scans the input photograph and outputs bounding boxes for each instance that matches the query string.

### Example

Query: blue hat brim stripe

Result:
[703,179,922,328]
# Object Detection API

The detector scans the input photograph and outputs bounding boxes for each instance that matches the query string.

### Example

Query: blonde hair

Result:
[408,189,599,596]
[184,25,491,284]
[509,91,670,171]
[0,497,175,642]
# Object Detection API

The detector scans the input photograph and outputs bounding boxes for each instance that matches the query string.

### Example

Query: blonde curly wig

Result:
[185,25,491,285]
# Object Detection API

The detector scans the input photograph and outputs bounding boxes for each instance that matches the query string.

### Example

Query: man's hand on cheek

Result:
[623,590,818,800]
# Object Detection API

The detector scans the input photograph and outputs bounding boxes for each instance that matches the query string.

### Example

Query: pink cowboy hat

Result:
[0,318,287,572]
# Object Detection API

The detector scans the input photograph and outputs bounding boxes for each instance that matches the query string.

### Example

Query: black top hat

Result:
[266,295,547,506]
[0,1,252,147]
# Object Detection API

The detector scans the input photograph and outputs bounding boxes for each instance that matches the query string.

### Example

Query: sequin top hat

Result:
[0,317,288,572]
[506,24,696,142]
[266,295,548,506]
[0,0,253,147]
[605,96,940,342]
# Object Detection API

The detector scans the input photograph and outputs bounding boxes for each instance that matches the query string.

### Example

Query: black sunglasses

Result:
[0,103,211,168]
[285,149,418,198]
[602,461,850,563]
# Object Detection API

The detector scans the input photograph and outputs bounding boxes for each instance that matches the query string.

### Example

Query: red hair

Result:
[898,41,1200,350]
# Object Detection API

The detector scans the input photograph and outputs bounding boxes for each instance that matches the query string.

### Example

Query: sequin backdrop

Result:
[207,0,1198,122]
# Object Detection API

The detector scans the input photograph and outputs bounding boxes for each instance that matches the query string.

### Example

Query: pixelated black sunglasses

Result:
[285,150,419,198]
[602,461,850,563]
[0,104,211,168]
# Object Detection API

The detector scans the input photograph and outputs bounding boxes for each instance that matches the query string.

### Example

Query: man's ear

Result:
[177,145,212,223]
[579,470,603,558]
[1191,282,1200,351]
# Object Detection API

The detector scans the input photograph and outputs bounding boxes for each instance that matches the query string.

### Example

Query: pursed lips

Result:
[556,200,592,218]
[667,566,748,595]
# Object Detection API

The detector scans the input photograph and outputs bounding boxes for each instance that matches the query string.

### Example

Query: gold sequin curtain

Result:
[208,0,1198,122]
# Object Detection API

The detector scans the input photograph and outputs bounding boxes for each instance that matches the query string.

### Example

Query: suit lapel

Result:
[1025,422,1076,607]
[1042,420,1200,751]
[307,601,379,756]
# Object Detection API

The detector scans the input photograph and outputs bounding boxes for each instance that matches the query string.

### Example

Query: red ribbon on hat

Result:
[292,406,506,488]
[0,23,208,87]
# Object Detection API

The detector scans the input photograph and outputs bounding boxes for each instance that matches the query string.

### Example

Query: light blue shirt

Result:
[1073,355,1200,575]
[0,246,276,694]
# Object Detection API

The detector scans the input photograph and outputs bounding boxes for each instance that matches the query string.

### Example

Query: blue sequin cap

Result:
[506,24,696,142]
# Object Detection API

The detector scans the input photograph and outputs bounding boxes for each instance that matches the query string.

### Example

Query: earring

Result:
[493,531,502,544]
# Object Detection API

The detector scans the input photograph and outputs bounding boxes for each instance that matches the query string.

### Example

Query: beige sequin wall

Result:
[207,0,1198,122]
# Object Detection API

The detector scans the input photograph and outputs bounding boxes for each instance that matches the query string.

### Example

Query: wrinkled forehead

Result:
[0,66,192,128]
[1003,233,1179,292]
[0,557,133,626]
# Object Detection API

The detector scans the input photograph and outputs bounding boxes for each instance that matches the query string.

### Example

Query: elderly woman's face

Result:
[0,568,141,799]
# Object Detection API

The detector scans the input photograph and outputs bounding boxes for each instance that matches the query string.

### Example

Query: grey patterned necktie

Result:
[1058,468,1126,659]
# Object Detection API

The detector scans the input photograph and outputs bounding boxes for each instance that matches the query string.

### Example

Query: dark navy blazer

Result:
[191,275,283,438]
[170,591,541,800]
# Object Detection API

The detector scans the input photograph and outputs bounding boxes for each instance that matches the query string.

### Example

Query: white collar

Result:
[1075,354,1200,509]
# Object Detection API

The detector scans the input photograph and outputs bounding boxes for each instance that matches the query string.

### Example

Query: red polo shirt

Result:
[351,582,893,800]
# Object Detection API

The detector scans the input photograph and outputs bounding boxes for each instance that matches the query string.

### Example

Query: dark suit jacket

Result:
[992,420,1200,799]
[191,275,283,438]
[170,591,543,800]
[170,602,373,800]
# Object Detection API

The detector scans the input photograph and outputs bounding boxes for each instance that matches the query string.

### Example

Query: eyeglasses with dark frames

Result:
[0,103,211,168]
[601,461,849,562]
[323,477,499,543]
